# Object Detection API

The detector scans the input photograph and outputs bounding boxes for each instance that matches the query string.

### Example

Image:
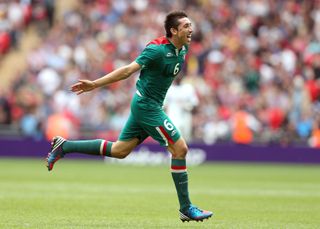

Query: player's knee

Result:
[174,144,188,158]
[116,154,126,159]
[181,144,189,157]
[111,140,137,159]
[113,149,131,159]
[110,147,127,159]
[169,138,189,159]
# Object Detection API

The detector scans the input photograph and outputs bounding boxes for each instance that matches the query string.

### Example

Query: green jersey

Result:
[135,36,188,107]
[120,36,187,146]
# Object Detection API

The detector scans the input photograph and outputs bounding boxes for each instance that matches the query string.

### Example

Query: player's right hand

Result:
[70,79,97,95]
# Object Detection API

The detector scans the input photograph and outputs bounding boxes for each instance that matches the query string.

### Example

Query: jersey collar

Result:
[166,37,186,56]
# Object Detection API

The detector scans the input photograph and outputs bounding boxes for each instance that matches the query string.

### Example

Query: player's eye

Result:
[184,23,192,28]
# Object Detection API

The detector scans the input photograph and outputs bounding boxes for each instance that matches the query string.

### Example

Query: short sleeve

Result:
[135,44,161,68]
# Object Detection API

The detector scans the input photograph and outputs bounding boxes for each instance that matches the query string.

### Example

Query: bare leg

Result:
[110,138,140,159]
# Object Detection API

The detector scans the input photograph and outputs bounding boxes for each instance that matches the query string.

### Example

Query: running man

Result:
[46,10,213,222]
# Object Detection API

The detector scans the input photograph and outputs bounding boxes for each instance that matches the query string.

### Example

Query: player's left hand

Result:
[70,79,96,95]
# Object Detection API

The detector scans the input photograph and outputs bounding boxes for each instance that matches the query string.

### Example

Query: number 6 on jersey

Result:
[164,119,174,131]
[173,63,180,75]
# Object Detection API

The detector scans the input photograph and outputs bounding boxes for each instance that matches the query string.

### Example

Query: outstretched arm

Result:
[71,61,141,95]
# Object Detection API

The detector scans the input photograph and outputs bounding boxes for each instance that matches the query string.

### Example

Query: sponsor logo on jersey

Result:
[166,52,174,57]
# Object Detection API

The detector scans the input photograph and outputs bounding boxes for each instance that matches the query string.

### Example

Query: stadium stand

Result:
[0,0,320,148]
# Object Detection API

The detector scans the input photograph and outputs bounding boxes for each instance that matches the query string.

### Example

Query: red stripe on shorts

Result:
[159,126,174,144]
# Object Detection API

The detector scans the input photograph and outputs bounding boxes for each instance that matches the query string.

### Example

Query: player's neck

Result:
[168,37,183,50]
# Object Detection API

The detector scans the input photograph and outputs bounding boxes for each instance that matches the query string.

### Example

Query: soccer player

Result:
[46,10,213,222]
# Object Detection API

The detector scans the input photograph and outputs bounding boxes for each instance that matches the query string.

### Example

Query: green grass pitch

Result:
[0,158,320,229]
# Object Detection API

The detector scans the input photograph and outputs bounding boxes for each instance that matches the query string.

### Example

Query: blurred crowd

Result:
[0,0,55,55]
[1,0,320,148]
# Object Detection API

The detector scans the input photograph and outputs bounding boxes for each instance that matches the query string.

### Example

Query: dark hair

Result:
[164,11,188,37]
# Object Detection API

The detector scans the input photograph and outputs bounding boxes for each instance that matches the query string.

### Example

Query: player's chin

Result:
[185,37,192,44]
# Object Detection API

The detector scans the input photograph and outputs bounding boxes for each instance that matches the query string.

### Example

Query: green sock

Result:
[62,139,113,157]
[171,159,192,211]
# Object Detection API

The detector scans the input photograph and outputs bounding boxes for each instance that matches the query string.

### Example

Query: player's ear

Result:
[170,27,178,36]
